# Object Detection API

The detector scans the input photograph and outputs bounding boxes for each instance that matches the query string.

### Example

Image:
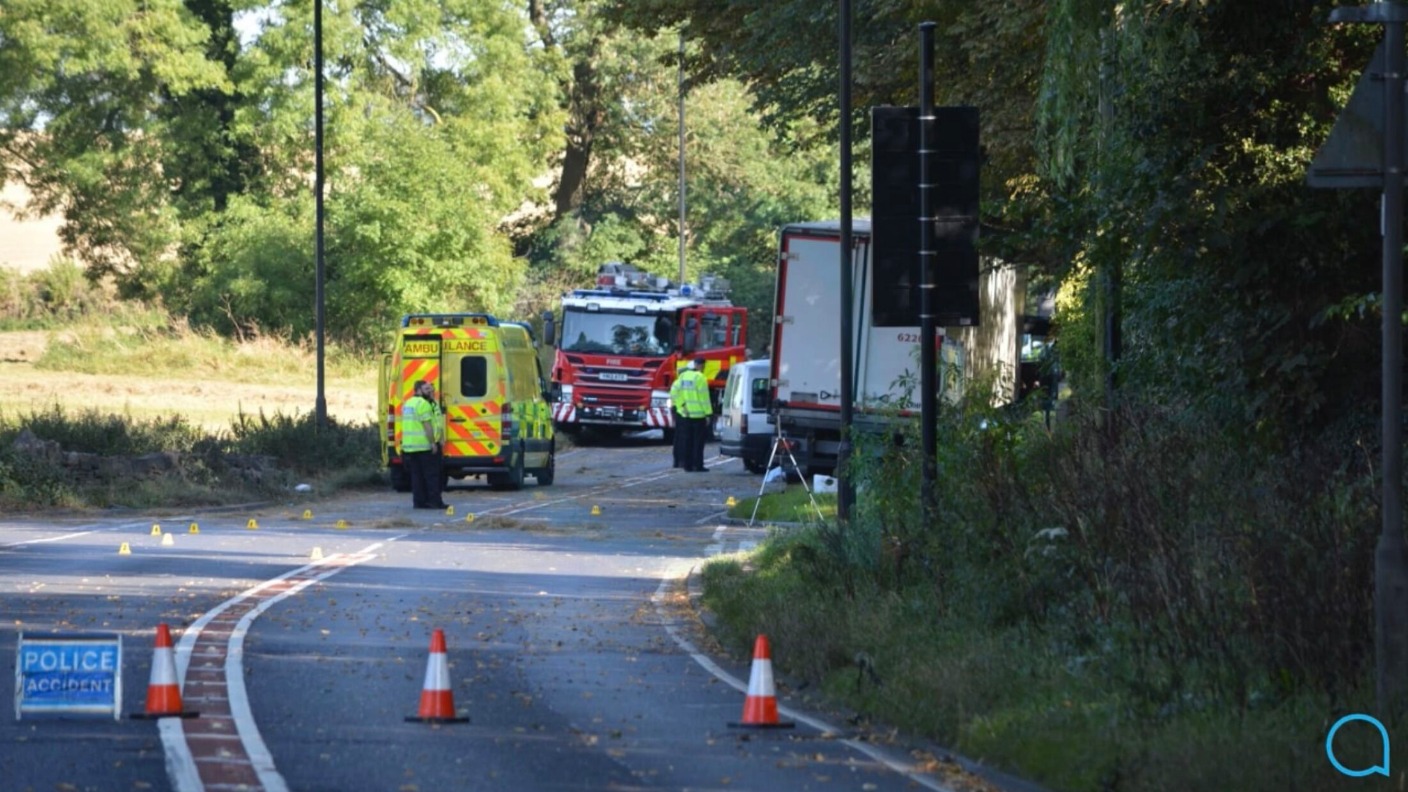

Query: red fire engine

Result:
[543,263,748,439]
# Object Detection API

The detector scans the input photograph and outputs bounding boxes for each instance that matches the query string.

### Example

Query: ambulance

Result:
[379,313,555,491]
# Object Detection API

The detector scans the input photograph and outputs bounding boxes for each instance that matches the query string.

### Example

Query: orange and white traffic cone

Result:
[405,628,469,723]
[131,623,197,719]
[728,634,794,729]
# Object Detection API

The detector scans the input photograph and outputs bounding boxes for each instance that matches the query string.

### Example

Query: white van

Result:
[718,358,772,473]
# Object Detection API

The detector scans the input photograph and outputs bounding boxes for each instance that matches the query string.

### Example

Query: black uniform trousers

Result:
[683,415,709,471]
[672,409,688,468]
[405,449,445,508]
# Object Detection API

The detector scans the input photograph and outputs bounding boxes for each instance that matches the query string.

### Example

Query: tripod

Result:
[749,424,824,527]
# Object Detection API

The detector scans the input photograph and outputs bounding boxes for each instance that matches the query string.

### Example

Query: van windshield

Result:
[561,309,674,357]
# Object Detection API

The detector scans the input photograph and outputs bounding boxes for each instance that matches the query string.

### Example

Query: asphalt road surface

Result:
[0,435,997,792]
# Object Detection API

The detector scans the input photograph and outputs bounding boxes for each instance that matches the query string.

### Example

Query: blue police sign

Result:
[14,632,123,719]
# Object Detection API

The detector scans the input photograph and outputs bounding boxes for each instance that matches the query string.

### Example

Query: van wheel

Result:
[489,445,525,491]
[744,458,767,475]
[536,444,555,486]
[390,465,410,492]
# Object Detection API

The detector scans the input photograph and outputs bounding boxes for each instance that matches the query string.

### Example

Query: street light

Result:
[1315,2,1408,719]
[314,0,327,428]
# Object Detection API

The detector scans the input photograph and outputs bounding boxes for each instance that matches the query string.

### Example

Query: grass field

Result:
[0,328,380,433]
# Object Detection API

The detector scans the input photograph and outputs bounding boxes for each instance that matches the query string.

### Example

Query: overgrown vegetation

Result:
[0,404,380,512]
[704,388,1381,791]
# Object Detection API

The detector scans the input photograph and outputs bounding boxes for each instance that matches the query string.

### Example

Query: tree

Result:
[1037,0,1382,431]
[0,0,230,295]
[178,0,566,342]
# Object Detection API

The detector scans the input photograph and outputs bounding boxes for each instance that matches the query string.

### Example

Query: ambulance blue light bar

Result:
[401,313,500,328]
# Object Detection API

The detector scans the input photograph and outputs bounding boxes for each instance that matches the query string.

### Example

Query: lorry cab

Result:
[381,314,555,491]
[717,358,772,473]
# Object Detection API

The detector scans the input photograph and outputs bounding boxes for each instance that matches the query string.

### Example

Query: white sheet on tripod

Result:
[761,465,786,494]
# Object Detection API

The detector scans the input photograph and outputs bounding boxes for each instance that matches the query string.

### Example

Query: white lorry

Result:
[768,219,1025,473]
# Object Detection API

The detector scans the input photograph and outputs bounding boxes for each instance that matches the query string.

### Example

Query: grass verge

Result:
[700,531,1370,792]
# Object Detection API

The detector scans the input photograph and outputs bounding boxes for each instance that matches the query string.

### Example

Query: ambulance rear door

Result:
[441,329,506,463]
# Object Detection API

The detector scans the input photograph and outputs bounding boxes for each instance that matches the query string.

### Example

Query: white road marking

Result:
[161,539,402,792]
[651,554,957,792]
[0,520,153,548]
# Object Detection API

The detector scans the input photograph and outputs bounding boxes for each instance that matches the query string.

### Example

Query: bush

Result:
[226,409,379,476]
[0,257,123,328]
[701,388,1383,791]
[0,405,380,510]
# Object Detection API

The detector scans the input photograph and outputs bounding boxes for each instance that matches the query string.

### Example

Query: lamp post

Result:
[314,0,327,428]
[1317,2,1408,719]
[678,30,687,284]
[837,0,855,521]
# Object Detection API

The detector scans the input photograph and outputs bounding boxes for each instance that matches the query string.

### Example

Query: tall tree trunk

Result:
[553,52,605,220]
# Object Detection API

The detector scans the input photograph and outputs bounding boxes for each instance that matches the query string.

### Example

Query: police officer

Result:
[400,380,449,509]
[669,357,713,472]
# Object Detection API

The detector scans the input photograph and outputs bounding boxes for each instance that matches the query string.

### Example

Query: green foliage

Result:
[0,402,378,511]
[704,397,1381,789]
[225,409,377,477]
[0,0,229,290]
[0,404,205,456]
[0,258,135,328]
[727,487,835,523]
[1034,1,1383,433]
[180,196,314,339]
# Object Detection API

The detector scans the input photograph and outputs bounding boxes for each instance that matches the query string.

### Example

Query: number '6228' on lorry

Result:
[379,313,556,492]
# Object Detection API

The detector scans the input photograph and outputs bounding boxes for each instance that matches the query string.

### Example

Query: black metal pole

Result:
[918,23,937,522]
[678,30,687,284]
[1378,12,1408,720]
[314,0,328,428]
[837,0,855,520]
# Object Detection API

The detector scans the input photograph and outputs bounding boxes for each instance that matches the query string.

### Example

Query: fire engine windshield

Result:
[561,309,674,357]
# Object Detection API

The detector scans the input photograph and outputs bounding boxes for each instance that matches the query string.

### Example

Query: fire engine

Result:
[542,263,748,440]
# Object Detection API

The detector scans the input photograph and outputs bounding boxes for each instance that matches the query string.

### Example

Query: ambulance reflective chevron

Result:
[379,314,555,491]
[541,263,748,440]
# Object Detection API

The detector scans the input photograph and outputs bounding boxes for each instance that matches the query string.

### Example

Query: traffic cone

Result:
[728,635,794,729]
[406,629,469,723]
[131,623,197,719]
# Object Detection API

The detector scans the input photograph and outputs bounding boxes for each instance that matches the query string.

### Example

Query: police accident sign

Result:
[14,632,122,719]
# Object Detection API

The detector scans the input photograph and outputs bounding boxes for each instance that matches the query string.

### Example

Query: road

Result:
[0,437,979,792]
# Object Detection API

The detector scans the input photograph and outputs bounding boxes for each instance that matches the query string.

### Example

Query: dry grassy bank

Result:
[0,330,379,433]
